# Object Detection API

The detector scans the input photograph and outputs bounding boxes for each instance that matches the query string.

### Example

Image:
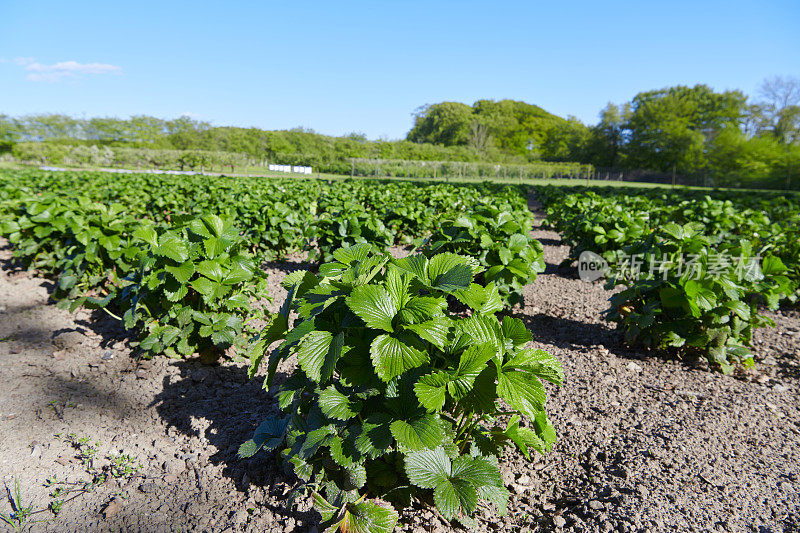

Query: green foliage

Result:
[312,493,398,533]
[625,84,747,174]
[1,169,536,263]
[408,102,476,146]
[311,204,396,262]
[0,193,142,309]
[51,201,143,307]
[605,223,793,372]
[248,200,313,260]
[425,205,544,307]
[541,186,800,292]
[120,214,269,359]
[408,99,581,161]
[585,103,630,168]
[538,184,800,371]
[0,192,76,274]
[242,244,563,528]
[544,190,656,262]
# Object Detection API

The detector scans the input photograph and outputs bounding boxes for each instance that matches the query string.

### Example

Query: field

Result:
[0,168,798,532]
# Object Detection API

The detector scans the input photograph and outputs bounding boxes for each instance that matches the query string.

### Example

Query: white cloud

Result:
[14,57,35,66]
[0,58,7,64]
[180,111,201,119]
[21,60,122,82]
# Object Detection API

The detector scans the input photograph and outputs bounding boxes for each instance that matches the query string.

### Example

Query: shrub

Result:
[425,205,544,307]
[242,244,563,529]
[120,214,269,360]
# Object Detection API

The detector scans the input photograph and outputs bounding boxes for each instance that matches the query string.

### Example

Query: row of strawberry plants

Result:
[0,191,267,360]
[536,185,800,372]
[539,186,799,269]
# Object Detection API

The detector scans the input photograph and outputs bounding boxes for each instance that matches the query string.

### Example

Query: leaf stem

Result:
[488,410,518,417]
[100,307,122,321]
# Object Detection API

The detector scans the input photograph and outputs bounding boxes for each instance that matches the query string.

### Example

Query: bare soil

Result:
[1,211,798,532]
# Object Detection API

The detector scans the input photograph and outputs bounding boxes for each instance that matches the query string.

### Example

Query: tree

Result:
[407,102,473,145]
[625,85,747,173]
[472,99,566,157]
[587,103,630,167]
[15,114,82,141]
[406,99,573,157]
[344,132,368,142]
[129,115,171,145]
[756,76,800,145]
[466,120,491,155]
[0,115,17,152]
[538,116,590,162]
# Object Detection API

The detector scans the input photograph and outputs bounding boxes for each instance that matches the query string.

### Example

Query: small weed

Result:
[32,434,144,519]
[1,476,36,529]
[48,499,63,516]
[108,454,141,479]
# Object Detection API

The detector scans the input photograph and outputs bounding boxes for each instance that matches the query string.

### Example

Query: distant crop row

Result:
[0,169,530,258]
[537,185,800,373]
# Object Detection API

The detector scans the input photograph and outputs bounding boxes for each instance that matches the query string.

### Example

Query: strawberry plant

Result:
[0,193,145,310]
[0,193,74,275]
[425,205,544,307]
[311,203,396,262]
[605,222,794,372]
[52,200,143,308]
[764,219,800,303]
[251,201,312,260]
[119,214,269,360]
[242,244,563,529]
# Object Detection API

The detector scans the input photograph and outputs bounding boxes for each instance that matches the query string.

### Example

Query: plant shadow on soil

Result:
[261,257,316,275]
[0,243,134,350]
[149,361,299,498]
[510,310,720,373]
[0,242,27,273]
[511,311,621,352]
[36,373,138,422]
[533,236,563,247]
[541,258,582,279]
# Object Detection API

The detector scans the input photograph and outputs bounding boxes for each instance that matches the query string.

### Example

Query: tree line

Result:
[408,78,800,189]
[1,76,798,188]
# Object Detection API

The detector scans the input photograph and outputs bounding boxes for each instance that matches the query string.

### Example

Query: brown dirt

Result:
[0,213,798,532]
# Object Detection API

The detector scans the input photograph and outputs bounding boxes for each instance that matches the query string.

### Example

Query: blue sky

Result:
[1,1,798,139]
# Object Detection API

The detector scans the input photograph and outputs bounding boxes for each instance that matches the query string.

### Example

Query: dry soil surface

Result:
[0,211,798,533]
